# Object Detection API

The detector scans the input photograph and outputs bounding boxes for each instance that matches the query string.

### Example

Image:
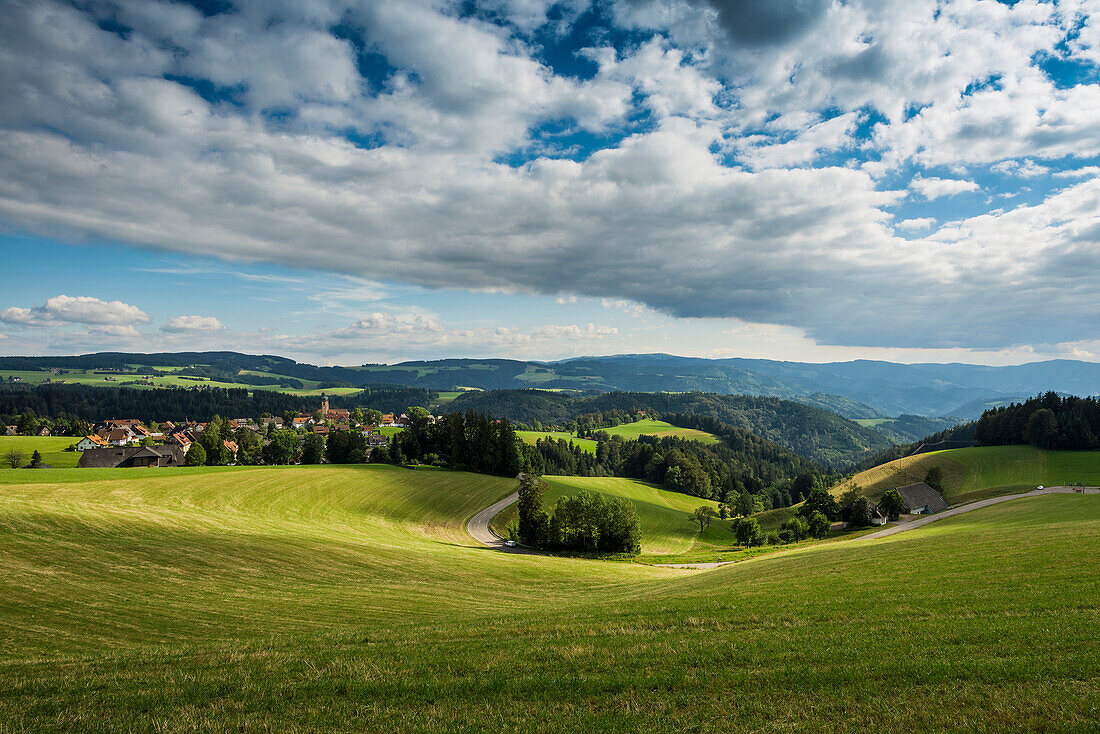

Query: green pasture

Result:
[853,417,895,427]
[515,430,599,453]
[490,476,721,556]
[841,445,1100,504]
[600,418,720,444]
[0,465,1097,732]
[0,436,81,468]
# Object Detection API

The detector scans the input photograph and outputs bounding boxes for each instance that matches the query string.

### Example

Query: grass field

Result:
[515,430,599,453]
[854,417,895,427]
[0,368,366,398]
[515,420,718,456]
[1,465,1097,731]
[490,476,722,556]
[840,445,1100,504]
[600,418,719,444]
[0,436,81,468]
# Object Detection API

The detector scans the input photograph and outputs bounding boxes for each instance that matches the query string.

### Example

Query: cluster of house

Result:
[5,424,53,437]
[72,397,407,468]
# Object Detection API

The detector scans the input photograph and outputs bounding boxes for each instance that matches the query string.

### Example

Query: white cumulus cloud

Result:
[161,315,226,333]
[0,295,150,327]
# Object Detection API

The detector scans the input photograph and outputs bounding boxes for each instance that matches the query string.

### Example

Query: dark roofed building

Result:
[896,482,949,515]
[78,445,185,469]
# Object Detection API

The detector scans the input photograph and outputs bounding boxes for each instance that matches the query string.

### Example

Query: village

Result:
[13,396,413,469]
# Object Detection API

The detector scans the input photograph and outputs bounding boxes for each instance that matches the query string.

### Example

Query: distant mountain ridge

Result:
[3,351,1099,420]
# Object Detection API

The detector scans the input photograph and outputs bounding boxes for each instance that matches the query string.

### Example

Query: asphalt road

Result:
[465,491,546,555]
[860,486,1099,540]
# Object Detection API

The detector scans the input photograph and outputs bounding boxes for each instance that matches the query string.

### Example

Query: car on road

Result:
[504,540,517,547]
[1037,485,1044,490]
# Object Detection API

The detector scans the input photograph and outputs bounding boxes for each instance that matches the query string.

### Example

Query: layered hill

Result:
[6,351,1100,419]
[449,390,892,469]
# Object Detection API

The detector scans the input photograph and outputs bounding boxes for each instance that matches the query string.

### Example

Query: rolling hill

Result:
[450,390,891,468]
[0,464,1096,731]
[838,445,1100,505]
[7,351,1100,419]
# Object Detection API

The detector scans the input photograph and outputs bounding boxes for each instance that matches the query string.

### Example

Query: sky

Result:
[2,0,1100,366]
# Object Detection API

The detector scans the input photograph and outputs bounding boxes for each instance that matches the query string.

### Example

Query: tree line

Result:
[0,383,435,425]
[975,392,1100,450]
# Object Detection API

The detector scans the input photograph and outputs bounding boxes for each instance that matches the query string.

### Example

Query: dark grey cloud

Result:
[705,0,829,47]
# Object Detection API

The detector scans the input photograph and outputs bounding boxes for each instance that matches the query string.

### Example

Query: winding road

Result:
[466,491,544,554]
[860,486,1098,540]
[464,485,1098,564]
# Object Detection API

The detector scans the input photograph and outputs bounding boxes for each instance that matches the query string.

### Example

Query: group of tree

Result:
[0,410,92,438]
[0,383,435,426]
[513,474,641,554]
[975,392,1100,450]
[4,449,42,469]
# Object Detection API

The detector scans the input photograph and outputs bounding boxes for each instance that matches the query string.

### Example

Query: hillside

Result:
[451,390,891,468]
[491,476,722,556]
[839,445,1100,504]
[8,351,1100,418]
[0,465,1097,731]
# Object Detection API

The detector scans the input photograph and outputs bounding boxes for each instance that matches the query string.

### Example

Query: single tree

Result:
[732,517,762,547]
[837,483,863,509]
[734,487,755,517]
[516,473,550,548]
[848,496,873,527]
[691,505,716,532]
[878,489,906,520]
[807,510,831,539]
[781,516,809,541]
[5,449,25,468]
[799,488,840,520]
[184,443,207,466]
[301,433,326,464]
[29,450,42,468]
[923,467,944,493]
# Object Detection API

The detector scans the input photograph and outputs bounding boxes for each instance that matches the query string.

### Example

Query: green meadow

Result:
[601,418,720,444]
[0,436,81,468]
[490,476,722,556]
[515,420,719,457]
[841,445,1100,503]
[0,463,1097,732]
[515,430,599,453]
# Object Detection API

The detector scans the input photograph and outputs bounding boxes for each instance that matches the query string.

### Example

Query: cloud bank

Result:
[1,0,1100,351]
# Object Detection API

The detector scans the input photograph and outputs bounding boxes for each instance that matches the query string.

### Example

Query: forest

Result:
[0,384,435,424]
[974,392,1100,450]
[448,390,891,468]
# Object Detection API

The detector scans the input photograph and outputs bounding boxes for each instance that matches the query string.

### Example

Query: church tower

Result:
[320,394,329,416]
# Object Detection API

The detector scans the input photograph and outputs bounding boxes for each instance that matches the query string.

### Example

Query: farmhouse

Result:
[78,445,185,469]
[896,482,949,514]
[76,435,109,451]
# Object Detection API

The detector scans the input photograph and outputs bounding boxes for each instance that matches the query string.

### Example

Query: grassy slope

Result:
[841,445,1100,504]
[515,430,599,453]
[0,368,365,398]
[490,476,721,556]
[599,418,719,444]
[0,466,1097,732]
[0,436,81,468]
[516,420,718,456]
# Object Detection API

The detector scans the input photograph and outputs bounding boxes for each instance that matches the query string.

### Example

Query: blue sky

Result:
[3,0,1100,365]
